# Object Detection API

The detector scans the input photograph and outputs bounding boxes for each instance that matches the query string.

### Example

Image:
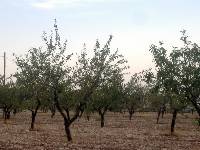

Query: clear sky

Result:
[1,0,200,78]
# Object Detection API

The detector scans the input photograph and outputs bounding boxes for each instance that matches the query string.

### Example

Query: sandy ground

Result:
[0,111,199,150]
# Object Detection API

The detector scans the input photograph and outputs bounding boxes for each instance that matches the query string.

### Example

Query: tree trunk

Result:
[98,108,107,128]
[191,108,194,115]
[190,99,200,126]
[127,106,134,120]
[54,89,79,141]
[157,108,161,124]
[79,109,84,118]
[100,113,105,127]
[195,110,200,126]
[161,106,165,118]
[86,115,90,121]
[51,110,55,118]
[30,100,41,130]
[171,109,177,133]
[128,110,134,120]
[31,111,36,130]
[195,108,200,126]
[54,88,92,141]
[3,107,8,121]
[50,104,56,118]
[2,109,5,119]
[64,119,72,141]
[3,108,11,121]
[161,110,164,118]
[4,111,7,120]
[13,109,17,116]
[6,111,10,119]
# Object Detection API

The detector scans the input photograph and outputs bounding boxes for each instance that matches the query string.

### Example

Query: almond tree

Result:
[59,35,127,139]
[0,78,20,121]
[149,30,200,129]
[91,70,125,127]
[15,47,51,129]
[123,73,144,120]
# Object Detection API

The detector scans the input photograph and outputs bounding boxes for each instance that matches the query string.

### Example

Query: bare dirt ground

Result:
[0,112,199,150]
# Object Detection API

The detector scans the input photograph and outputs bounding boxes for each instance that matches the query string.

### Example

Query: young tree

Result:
[169,94,188,133]
[149,30,200,128]
[15,43,53,130]
[146,94,167,123]
[124,73,144,120]
[0,78,20,121]
[91,71,125,127]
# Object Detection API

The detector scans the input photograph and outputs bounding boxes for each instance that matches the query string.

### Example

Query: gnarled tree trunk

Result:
[54,90,81,141]
[64,118,72,141]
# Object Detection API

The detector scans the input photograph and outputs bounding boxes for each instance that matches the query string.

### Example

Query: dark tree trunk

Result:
[50,104,56,118]
[3,106,11,121]
[171,109,177,133]
[53,85,94,141]
[161,111,164,118]
[161,106,165,118]
[54,89,79,141]
[6,111,10,119]
[129,113,132,120]
[64,118,72,141]
[190,99,200,126]
[191,108,194,115]
[13,109,17,116]
[30,100,41,130]
[100,113,105,127]
[127,105,134,120]
[98,108,107,128]
[194,107,200,126]
[157,108,161,124]
[86,115,90,121]
[31,111,36,130]
[79,109,84,118]
[3,107,12,121]
[2,109,5,119]
[4,111,7,120]
[128,110,134,120]
[51,109,56,118]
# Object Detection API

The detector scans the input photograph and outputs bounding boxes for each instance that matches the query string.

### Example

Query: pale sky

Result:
[1,0,200,78]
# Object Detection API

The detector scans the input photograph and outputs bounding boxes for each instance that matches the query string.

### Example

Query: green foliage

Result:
[149,30,200,112]
[14,19,73,112]
[91,70,125,113]
[14,20,128,138]
[0,79,21,113]
[147,94,165,111]
[123,73,145,112]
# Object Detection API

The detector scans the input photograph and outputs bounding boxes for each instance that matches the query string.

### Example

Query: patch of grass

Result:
[192,118,200,126]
